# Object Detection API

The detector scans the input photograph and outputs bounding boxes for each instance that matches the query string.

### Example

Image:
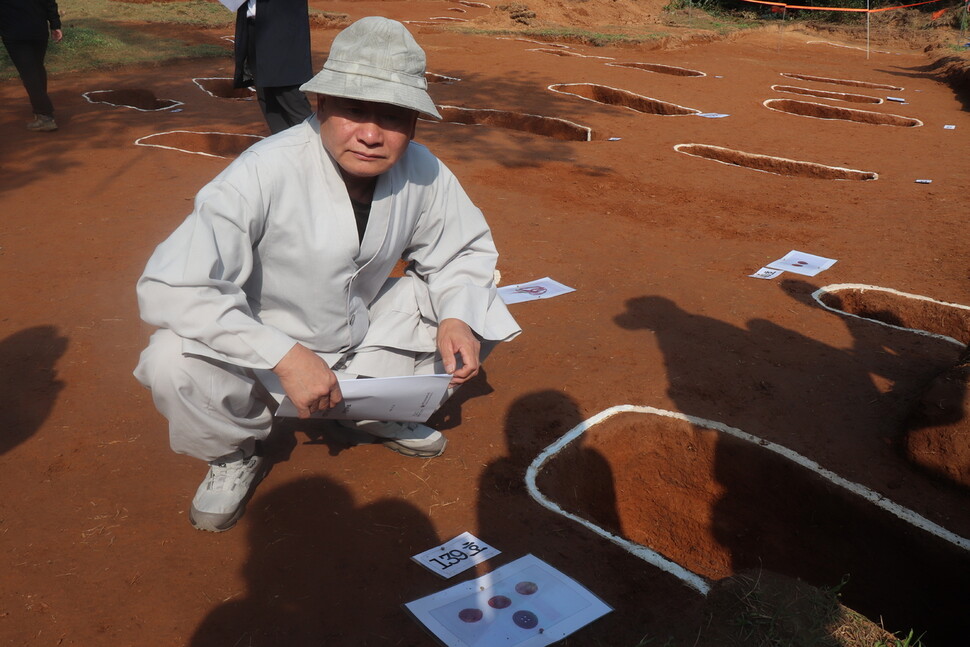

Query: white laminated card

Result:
[405,554,611,646]
[497,277,575,305]
[412,532,500,579]
[765,250,837,277]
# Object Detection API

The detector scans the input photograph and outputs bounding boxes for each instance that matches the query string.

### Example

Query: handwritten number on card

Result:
[428,544,486,570]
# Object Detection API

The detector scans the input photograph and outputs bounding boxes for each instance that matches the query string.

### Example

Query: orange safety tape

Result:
[739,0,942,12]
[870,0,943,12]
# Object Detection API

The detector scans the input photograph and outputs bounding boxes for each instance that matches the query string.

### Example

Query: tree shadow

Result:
[189,475,441,647]
[877,57,970,110]
[615,287,958,464]
[0,325,68,455]
[781,277,969,475]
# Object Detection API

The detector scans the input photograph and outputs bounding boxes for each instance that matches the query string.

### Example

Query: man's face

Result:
[317,96,417,179]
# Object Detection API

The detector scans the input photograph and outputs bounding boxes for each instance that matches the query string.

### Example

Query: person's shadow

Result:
[0,325,68,455]
[190,475,442,647]
[614,290,970,643]
[792,277,970,490]
[477,390,620,554]
[476,390,702,646]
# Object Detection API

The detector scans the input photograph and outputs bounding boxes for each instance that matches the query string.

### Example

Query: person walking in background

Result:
[233,0,313,134]
[0,0,63,132]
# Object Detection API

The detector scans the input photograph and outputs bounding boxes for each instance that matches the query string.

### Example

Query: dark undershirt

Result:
[350,197,371,243]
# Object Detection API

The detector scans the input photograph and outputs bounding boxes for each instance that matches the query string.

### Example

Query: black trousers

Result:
[2,37,53,117]
[255,85,312,134]
[244,18,311,134]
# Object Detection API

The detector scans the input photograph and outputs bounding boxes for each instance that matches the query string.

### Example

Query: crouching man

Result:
[134,17,519,532]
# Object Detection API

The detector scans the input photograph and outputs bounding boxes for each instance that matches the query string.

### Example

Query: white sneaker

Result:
[189,454,265,532]
[339,420,447,458]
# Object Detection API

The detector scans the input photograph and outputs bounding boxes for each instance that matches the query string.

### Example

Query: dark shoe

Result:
[26,114,58,132]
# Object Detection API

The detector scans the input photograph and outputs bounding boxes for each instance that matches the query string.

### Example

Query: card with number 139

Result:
[412,532,500,578]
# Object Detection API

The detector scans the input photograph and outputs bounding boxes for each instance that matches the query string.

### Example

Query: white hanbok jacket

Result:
[137,117,520,371]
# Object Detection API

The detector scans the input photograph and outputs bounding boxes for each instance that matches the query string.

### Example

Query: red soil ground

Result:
[2,0,969,645]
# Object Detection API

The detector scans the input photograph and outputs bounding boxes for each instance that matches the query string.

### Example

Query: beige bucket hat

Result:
[300,16,441,120]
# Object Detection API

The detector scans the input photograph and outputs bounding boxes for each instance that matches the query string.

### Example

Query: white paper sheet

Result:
[218,0,246,11]
[412,532,500,578]
[406,555,611,647]
[497,278,575,305]
[765,250,837,277]
[274,374,451,422]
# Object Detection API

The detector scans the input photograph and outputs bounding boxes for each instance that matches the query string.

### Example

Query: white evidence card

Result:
[766,250,837,277]
[497,278,575,305]
[405,554,611,647]
[412,532,500,579]
[750,267,784,280]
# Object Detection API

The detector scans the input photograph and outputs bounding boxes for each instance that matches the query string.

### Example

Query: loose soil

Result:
[2,0,969,645]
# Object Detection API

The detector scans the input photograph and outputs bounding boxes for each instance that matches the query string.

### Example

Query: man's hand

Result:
[437,318,481,387]
[272,343,343,418]
[51,29,62,43]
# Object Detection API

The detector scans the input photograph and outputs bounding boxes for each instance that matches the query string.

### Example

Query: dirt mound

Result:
[699,570,899,646]
[904,344,970,490]
[923,53,970,106]
[473,0,669,30]
[309,11,351,30]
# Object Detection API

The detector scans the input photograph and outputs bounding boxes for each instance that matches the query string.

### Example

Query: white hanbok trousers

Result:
[134,277,466,462]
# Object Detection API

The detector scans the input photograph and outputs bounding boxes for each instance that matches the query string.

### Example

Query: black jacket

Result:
[0,0,61,40]
[233,0,312,89]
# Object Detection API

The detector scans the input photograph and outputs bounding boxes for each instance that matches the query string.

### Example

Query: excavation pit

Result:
[763,99,921,127]
[531,407,970,644]
[606,62,705,77]
[497,37,570,49]
[134,131,263,158]
[530,48,614,60]
[533,48,582,57]
[193,77,255,100]
[549,83,700,116]
[771,84,882,104]
[426,72,461,84]
[808,40,892,55]
[780,72,902,91]
[813,284,970,345]
[674,144,877,180]
[436,105,591,141]
[82,89,181,111]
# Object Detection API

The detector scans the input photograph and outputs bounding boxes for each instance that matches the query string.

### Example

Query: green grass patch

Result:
[0,1,353,79]
[661,2,766,34]
[0,17,229,80]
[526,26,666,46]
[60,0,235,27]
[456,25,669,47]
